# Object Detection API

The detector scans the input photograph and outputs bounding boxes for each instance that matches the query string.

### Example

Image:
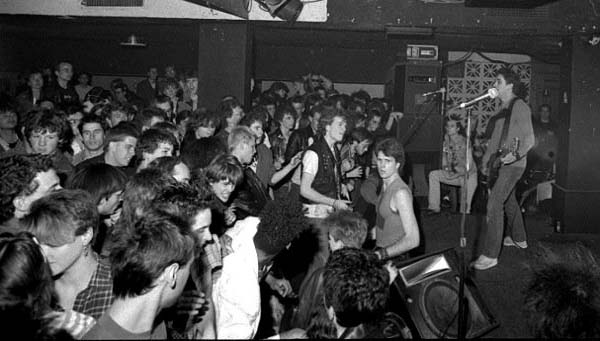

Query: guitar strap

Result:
[497,97,519,152]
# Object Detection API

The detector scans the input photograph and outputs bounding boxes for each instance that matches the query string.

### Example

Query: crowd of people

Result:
[0,61,585,339]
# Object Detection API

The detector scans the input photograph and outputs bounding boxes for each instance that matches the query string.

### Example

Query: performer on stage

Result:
[427,115,477,215]
[472,68,534,270]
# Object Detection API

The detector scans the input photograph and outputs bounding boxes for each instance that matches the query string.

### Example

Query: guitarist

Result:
[472,68,534,271]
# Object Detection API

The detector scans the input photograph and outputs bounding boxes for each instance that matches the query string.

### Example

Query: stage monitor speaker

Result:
[388,248,499,338]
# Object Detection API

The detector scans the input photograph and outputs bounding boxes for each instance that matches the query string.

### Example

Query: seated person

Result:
[67,163,128,253]
[0,232,95,339]
[427,116,477,214]
[83,209,196,340]
[135,128,177,171]
[75,122,139,178]
[22,189,113,321]
[0,154,60,231]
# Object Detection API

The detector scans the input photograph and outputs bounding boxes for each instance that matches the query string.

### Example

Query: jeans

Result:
[428,170,478,214]
[481,166,526,259]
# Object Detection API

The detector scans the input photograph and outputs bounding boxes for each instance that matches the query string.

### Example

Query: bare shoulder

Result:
[390,187,413,212]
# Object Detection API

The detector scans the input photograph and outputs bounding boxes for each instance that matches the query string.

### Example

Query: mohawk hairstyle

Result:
[253,198,309,256]
[523,243,600,338]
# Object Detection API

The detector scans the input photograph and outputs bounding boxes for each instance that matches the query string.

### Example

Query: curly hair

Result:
[109,210,195,298]
[152,183,213,225]
[23,109,72,151]
[323,248,389,328]
[523,243,600,338]
[0,155,53,224]
[253,198,309,256]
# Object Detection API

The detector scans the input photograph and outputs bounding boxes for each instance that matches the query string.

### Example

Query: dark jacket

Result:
[232,167,270,219]
[284,125,315,163]
[306,136,341,201]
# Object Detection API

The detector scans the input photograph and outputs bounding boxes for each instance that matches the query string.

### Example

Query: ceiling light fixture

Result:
[120,34,147,47]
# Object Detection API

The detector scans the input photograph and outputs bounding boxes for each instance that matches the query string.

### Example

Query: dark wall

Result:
[0,16,199,75]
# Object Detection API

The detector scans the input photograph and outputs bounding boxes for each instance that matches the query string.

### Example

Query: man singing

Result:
[472,68,534,270]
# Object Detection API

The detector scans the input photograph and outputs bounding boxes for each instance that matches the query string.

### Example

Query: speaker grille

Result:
[82,0,144,7]
[487,6,549,18]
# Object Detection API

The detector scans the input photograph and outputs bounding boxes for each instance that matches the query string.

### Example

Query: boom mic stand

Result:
[457,106,474,339]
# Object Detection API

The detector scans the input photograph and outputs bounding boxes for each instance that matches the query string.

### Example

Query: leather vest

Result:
[307,136,341,201]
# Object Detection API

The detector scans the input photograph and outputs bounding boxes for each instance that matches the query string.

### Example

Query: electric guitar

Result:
[486,137,520,189]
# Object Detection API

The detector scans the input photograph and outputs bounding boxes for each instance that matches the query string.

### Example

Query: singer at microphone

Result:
[422,87,446,97]
[458,88,499,109]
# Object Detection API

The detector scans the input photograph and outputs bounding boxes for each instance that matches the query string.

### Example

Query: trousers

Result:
[428,169,478,214]
[481,165,526,259]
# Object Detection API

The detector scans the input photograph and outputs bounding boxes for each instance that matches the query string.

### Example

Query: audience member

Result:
[0,154,60,230]
[0,231,95,339]
[22,189,113,321]
[372,138,420,260]
[135,128,176,171]
[74,72,93,103]
[213,199,308,339]
[135,66,159,107]
[72,115,107,166]
[215,97,243,147]
[148,156,191,184]
[0,101,24,154]
[45,62,79,107]
[83,210,196,339]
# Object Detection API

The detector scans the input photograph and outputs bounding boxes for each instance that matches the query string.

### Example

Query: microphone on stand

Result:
[458,88,499,109]
[421,87,446,97]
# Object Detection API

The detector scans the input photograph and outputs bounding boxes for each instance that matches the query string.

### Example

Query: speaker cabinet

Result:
[388,249,499,338]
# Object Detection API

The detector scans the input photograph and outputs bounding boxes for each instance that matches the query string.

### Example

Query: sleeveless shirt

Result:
[376,177,410,248]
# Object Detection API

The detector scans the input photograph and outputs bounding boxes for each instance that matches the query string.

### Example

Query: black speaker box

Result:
[388,248,499,338]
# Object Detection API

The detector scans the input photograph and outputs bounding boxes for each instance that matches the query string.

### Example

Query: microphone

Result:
[458,88,499,109]
[421,87,446,97]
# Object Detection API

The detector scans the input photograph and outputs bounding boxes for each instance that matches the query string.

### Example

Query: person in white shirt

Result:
[212,199,309,339]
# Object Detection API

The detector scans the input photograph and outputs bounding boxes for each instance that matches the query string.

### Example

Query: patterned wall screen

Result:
[446,60,531,160]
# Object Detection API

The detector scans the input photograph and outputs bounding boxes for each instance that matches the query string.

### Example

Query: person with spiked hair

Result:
[213,198,309,339]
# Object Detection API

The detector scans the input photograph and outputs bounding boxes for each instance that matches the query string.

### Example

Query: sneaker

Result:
[503,236,528,249]
[471,255,498,270]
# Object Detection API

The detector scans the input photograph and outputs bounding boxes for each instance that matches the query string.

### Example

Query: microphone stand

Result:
[457,106,473,339]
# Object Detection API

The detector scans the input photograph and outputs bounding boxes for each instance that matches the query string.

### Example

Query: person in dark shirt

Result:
[45,62,79,107]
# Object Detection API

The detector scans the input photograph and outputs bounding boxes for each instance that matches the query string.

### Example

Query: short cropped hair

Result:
[136,128,177,158]
[324,211,368,248]
[67,163,128,205]
[348,127,373,145]
[22,189,99,247]
[227,126,255,152]
[0,155,53,224]
[109,210,195,298]
[187,110,218,133]
[239,111,265,129]
[104,121,140,152]
[135,107,167,129]
[204,153,243,187]
[78,113,108,134]
[317,107,347,136]
[324,248,389,328]
[254,198,309,256]
[374,138,405,169]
